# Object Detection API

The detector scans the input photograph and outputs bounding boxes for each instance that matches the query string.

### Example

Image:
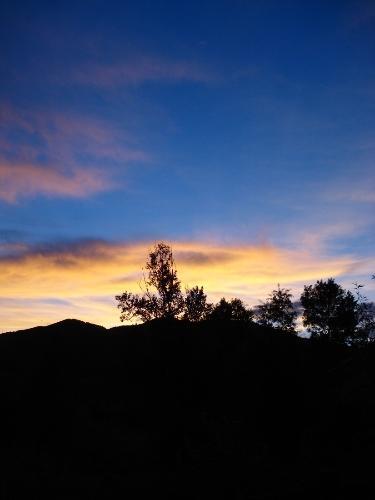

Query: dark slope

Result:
[0,319,374,499]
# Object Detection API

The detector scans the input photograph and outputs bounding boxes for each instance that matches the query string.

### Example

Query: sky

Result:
[1,0,374,332]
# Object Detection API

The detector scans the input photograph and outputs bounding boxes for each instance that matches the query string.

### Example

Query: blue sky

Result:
[0,0,374,330]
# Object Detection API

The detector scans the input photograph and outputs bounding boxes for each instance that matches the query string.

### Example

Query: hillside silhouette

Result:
[0,318,374,499]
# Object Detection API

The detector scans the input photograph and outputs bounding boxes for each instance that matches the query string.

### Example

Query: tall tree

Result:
[256,285,297,333]
[116,242,184,322]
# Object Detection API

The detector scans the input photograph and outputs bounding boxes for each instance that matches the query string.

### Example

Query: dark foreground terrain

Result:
[0,319,374,499]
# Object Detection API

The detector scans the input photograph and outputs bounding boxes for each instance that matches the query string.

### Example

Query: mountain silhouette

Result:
[0,318,374,499]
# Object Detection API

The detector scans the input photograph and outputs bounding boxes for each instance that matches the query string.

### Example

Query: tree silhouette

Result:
[351,282,375,344]
[208,297,253,323]
[116,242,184,322]
[183,286,213,322]
[300,278,357,342]
[256,284,297,333]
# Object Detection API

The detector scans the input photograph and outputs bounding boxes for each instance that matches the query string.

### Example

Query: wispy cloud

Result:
[0,163,110,203]
[0,237,364,332]
[323,171,375,205]
[71,57,215,88]
[0,103,149,202]
[332,184,375,204]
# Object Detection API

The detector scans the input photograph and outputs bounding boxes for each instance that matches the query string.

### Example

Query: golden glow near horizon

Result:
[2,2,375,334]
[0,239,362,333]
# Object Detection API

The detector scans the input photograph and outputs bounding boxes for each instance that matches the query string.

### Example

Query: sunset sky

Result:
[1,0,374,332]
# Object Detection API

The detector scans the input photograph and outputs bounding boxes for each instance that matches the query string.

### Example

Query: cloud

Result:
[0,103,149,202]
[296,220,367,253]
[0,238,365,333]
[71,57,215,88]
[323,173,375,205]
[0,103,149,164]
[0,163,111,203]
[338,186,375,204]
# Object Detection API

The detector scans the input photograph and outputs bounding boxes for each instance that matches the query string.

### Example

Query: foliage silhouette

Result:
[300,278,358,342]
[351,282,375,344]
[208,297,253,323]
[183,286,213,322]
[256,284,297,333]
[116,242,184,322]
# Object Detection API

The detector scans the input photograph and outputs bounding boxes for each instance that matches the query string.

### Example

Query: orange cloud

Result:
[0,239,361,333]
[0,163,111,202]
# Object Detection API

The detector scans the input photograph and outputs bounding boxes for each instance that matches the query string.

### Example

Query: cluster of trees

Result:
[116,243,375,344]
[115,243,253,325]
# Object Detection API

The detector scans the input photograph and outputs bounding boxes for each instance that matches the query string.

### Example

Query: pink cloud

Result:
[0,103,150,201]
[0,104,149,164]
[33,112,150,164]
[0,163,111,202]
[323,174,375,205]
[72,57,215,87]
